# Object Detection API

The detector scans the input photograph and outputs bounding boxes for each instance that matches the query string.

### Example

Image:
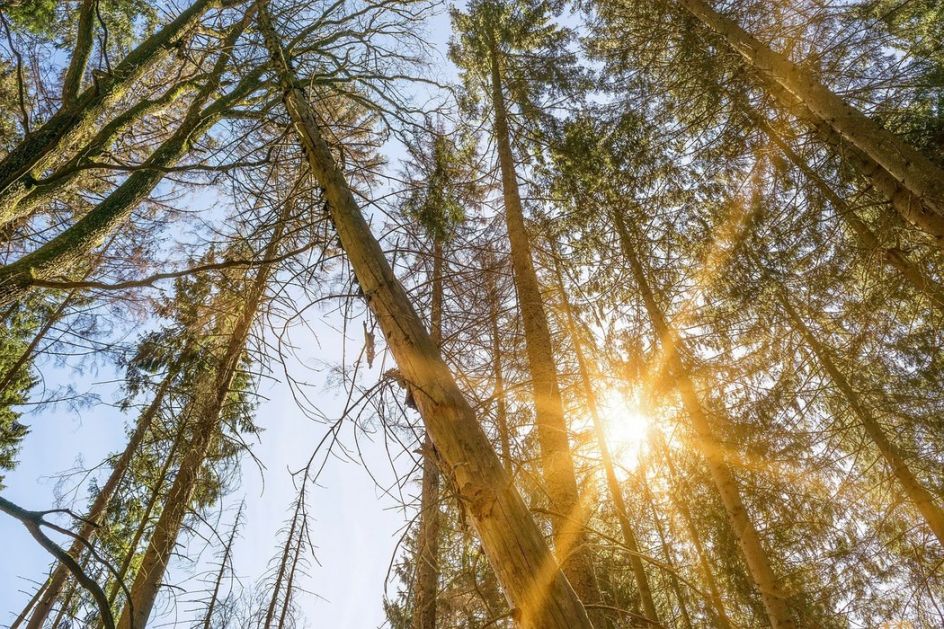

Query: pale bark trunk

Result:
[777,292,944,544]
[24,365,178,628]
[485,31,602,616]
[256,7,592,626]
[550,256,659,626]
[264,497,303,629]
[756,113,944,305]
[412,240,443,629]
[653,435,733,629]
[678,0,944,220]
[276,520,305,629]
[613,209,794,628]
[203,503,241,629]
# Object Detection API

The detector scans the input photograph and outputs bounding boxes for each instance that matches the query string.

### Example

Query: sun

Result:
[599,391,652,469]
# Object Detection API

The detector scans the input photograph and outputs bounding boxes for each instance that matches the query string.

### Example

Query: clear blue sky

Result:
[0,2,459,627]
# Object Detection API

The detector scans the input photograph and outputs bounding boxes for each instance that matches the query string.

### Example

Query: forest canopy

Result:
[0,0,942,627]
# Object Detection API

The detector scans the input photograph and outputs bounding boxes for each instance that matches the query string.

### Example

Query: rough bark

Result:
[486,30,602,616]
[777,292,944,545]
[678,0,944,220]
[61,0,97,107]
[256,6,592,626]
[613,209,795,628]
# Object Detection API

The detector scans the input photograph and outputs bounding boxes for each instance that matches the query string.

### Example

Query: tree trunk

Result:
[485,30,602,616]
[264,496,303,629]
[202,502,242,629]
[550,255,659,626]
[755,112,944,306]
[256,7,592,626]
[24,364,178,628]
[0,29,260,309]
[61,0,97,107]
[116,169,286,629]
[276,519,305,629]
[484,256,513,474]
[777,292,944,544]
[653,434,733,629]
[613,209,794,628]
[677,0,944,221]
[412,239,444,629]
[0,0,222,213]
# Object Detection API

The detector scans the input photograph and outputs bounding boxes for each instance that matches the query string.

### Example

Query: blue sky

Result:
[0,2,460,627]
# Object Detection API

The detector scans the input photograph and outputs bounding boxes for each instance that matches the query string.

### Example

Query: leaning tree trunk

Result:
[653,433,733,629]
[24,363,179,629]
[412,239,444,629]
[60,0,97,107]
[264,495,303,629]
[754,111,944,306]
[550,255,660,626]
[613,209,795,628]
[202,502,242,629]
[777,291,944,545]
[256,6,592,626]
[0,56,262,309]
[485,31,603,617]
[0,0,224,214]
[116,176,288,629]
[484,255,513,474]
[677,0,944,225]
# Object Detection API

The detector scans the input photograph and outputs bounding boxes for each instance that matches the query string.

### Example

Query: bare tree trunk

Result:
[777,292,944,544]
[256,7,592,626]
[613,209,794,628]
[653,434,733,629]
[413,240,444,629]
[203,502,243,629]
[276,519,306,629]
[549,255,659,626]
[677,0,944,222]
[264,496,303,629]
[485,31,602,617]
[755,112,944,305]
[637,461,693,629]
[24,360,179,629]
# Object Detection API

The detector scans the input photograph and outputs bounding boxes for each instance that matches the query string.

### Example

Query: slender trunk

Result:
[485,30,602,615]
[756,112,944,306]
[550,255,659,626]
[117,165,286,629]
[264,497,303,629]
[0,27,260,309]
[678,0,944,221]
[485,258,512,474]
[0,289,76,397]
[777,292,944,544]
[637,462,693,629]
[276,520,305,629]
[256,7,592,626]
[412,239,443,629]
[61,0,97,107]
[9,581,46,629]
[653,435,733,629]
[24,365,178,628]
[104,422,187,618]
[0,0,222,210]
[203,503,242,629]
[613,209,794,628]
